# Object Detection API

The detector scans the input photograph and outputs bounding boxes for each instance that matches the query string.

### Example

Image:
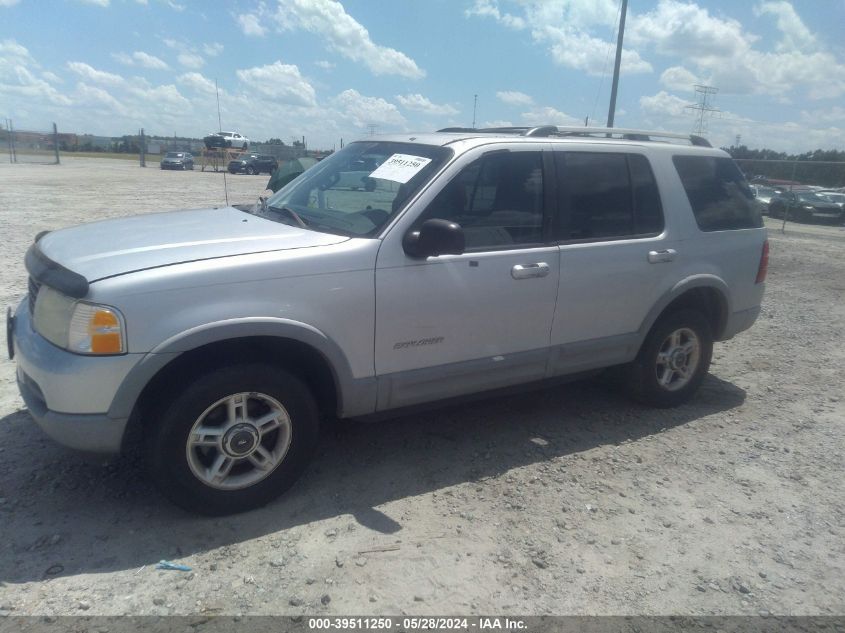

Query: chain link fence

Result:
[1,120,61,164]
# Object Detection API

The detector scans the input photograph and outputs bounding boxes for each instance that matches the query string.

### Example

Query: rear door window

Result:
[553,152,664,241]
[673,155,763,231]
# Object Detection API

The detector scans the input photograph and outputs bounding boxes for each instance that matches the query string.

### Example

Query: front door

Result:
[375,147,560,410]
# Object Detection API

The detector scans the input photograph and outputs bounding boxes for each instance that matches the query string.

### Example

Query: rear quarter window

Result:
[673,155,763,231]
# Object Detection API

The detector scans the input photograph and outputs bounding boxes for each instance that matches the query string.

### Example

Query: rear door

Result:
[548,150,678,373]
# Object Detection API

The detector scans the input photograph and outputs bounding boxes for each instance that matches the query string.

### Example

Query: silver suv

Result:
[7,126,768,514]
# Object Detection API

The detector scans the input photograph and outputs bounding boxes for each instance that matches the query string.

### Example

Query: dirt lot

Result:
[0,157,843,616]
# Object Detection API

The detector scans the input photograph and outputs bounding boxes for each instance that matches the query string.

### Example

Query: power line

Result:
[685,84,720,135]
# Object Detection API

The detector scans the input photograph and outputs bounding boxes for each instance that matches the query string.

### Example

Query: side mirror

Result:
[403,219,465,258]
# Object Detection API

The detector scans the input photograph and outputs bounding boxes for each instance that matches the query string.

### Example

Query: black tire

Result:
[625,309,713,408]
[247,165,257,175]
[242,143,248,150]
[145,363,320,515]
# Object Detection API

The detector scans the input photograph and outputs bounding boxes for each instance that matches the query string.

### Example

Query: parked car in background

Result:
[751,185,782,214]
[818,190,845,211]
[768,190,844,223]
[228,154,279,175]
[159,152,194,170]
[204,131,250,150]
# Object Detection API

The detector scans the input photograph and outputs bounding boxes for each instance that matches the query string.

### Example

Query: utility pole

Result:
[685,84,720,135]
[52,122,60,164]
[606,0,628,128]
[5,119,12,164]
[472,94,478,128]
[367,124,378,136]
[139,127,146,167]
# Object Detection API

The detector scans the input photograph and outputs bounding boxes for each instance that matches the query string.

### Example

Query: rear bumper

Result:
[721,305,761,340]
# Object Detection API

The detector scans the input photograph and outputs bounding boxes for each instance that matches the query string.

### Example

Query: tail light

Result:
[756,239,769,284]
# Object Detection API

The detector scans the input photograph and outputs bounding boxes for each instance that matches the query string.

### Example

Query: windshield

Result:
[165,152,183,158]
[254,141,452,237]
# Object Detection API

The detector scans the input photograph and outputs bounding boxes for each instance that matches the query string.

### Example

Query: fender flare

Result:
[107,318,375,421]
[636,275,732,345]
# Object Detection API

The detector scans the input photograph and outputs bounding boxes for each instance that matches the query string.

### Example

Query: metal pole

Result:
[5,119,12,164]
[9,119,16,163]
[781,160,798,233]
[140,128,146,167]
[472,94,478,128]
[606,0,628,128]
[52,122,60,164]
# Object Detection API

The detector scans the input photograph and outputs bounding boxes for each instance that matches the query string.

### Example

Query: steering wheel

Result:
[354,208,390,225]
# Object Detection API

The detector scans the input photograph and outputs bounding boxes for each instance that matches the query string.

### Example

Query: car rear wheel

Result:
[247,165,257,175]
[145,363,320,515]
[625,309,713,408]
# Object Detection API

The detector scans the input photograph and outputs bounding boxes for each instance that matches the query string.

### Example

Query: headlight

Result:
[803,204,814,209]
[33,286,126,355]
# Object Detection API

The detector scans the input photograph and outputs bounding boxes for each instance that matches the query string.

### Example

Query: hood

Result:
[36,206,349,283]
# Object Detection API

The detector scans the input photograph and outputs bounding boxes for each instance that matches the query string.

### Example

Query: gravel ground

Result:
[0,157,843,616]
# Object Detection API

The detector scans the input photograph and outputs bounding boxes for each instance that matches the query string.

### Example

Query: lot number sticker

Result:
[368,154,432,183]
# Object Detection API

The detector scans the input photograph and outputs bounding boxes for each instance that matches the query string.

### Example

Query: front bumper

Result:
[160,162,186,169]
[9,299,139,455]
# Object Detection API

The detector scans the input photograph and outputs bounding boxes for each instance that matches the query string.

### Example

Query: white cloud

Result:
[67,61,125,87]
[755,1,815,52]
[237,12,268,37]
[272,0,424,79]
[496,90,534,106]
[629,1,752,59]
[801,106,845,125]
[333,88,405,128]
[236,61,317,107]
[659,66,702,92]
[315,60,335,70]
[482,119,515,128]
[520,105,580,126]
[112,51,169,70]
[639,90,690,118]
[630,0,845,100]
[203,43,224,57]
[465,0,526,29]
[177,52,204,69]
[0,0,21,6]
[74,82,128,115]
[0,40,72,106]
[126,83,189,113]
[395,93,459,117]
[467,0,651,76]
[78,0,109,6]
[177,72,217,95]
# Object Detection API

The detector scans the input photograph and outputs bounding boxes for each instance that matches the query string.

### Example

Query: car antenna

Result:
[216,78,229,207]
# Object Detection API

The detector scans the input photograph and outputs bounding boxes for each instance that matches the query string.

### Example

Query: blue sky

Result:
[1,0,844,152]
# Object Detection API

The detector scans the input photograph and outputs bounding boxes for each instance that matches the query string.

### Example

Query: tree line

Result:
[724,145,845,188]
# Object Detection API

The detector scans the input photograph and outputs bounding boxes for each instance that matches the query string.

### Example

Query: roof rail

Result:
[435,125,712,147]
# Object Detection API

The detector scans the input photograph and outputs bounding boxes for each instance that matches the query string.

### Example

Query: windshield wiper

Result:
[265,204,309,229]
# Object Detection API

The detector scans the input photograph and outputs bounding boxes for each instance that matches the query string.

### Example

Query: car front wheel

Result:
[625,309,713,408]
[146,363,320,515]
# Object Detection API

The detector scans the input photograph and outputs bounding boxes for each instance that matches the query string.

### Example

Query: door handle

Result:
[647,249,677,264]
[511,263,550,279]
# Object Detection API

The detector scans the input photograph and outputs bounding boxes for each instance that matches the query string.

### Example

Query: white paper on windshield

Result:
[368,154,432,184]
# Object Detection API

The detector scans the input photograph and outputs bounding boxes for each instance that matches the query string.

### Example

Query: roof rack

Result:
[435,126,711,147]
